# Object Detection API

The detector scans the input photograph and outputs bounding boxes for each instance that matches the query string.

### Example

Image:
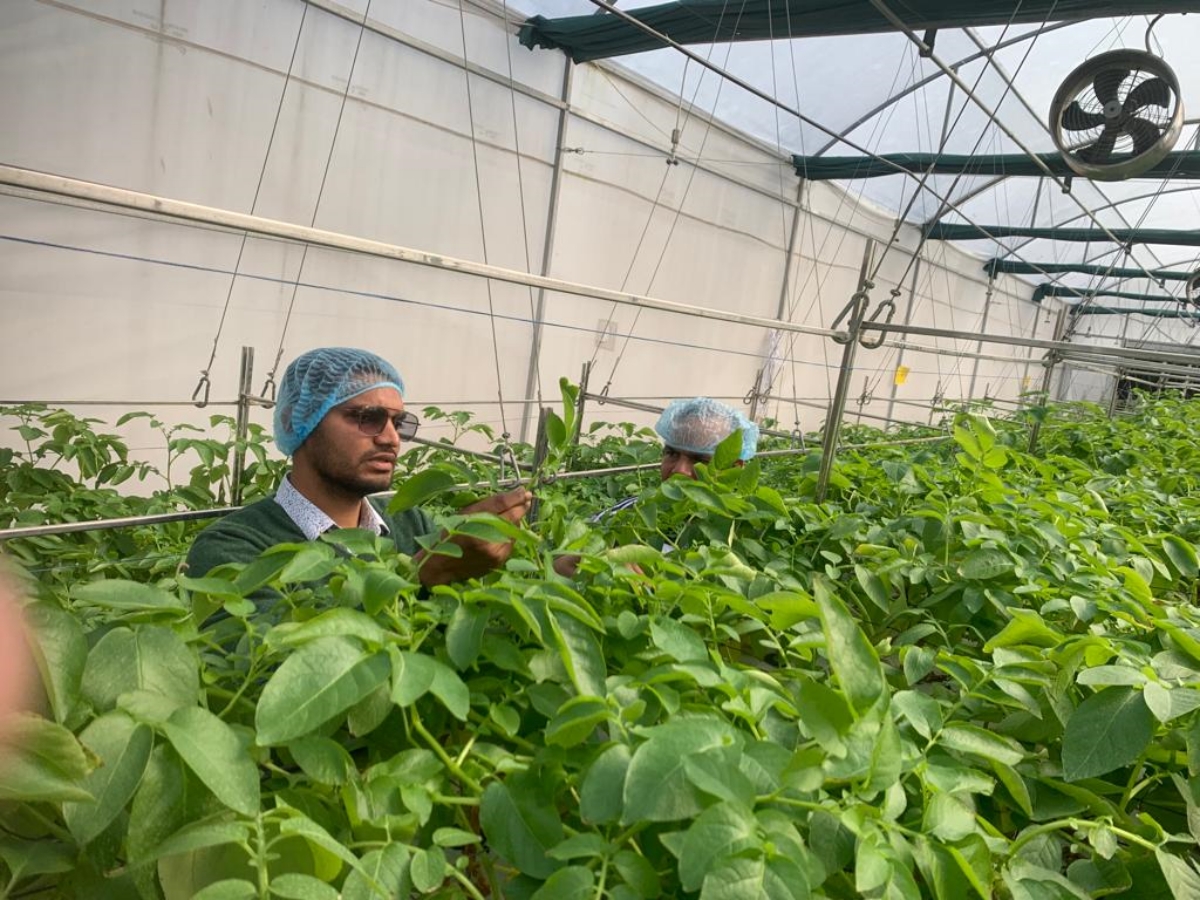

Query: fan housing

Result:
[1050,48,1184,181]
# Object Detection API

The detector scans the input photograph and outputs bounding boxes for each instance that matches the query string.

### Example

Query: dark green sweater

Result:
[185,496,437,579]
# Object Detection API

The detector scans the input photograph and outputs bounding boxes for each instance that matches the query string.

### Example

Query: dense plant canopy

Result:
[3,392,1200,899]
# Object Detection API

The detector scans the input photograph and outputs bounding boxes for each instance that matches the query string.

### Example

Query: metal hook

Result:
[831,287,872,344]
[191,372,212,409]
[858,290,899,349]
[260,374,278,403]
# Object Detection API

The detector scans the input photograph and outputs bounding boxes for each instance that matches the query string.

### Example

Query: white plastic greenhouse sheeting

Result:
[0,0,1178,472]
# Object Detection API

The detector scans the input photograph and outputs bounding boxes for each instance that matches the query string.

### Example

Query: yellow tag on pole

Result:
[1021,376,1032,390]
[894,365,910,386]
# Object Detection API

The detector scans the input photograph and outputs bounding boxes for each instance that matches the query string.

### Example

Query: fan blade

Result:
[1093,68,1130,105]
[1076,126,1118,164]
[1124,117,1164,157]
[1123,77,1172,114]
[1062,100,1107,132]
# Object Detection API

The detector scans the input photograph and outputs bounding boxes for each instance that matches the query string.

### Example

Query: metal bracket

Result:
[191,372,212,408]
[831,285,873,344]
[859,289,900,349]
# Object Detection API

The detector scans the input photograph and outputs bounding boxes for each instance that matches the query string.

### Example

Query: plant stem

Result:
[446,867,488,900]
[411,710,483,795]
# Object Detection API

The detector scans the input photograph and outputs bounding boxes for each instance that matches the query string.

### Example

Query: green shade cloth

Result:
[519,1,1200,62]
[928,223,1200,247]
[793,152,1200,180]
[985,260,1194,282]
[1070,305,1200,318]
[1032,284,1185,304]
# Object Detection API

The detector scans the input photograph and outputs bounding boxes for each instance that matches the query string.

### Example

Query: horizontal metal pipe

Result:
[0,165,840,343]
[864,321,1200,368]
[0,507,238,541]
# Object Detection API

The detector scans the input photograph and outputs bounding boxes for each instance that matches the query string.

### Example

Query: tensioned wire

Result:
[456,0,513,437]
[589,0,752,390]
[193,2,309,398]
[259,0,376,398]
[772,33,923,422]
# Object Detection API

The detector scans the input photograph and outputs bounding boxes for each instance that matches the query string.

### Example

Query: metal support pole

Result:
[520,63,574,443]
[572,361,591,452]
[885,254,923,426]
[760,180,807,422]
[816,240,876,502]
[1028,307,1067,454]
[967,271,996,403]
[528,407,549,525]
[230,346,254,506]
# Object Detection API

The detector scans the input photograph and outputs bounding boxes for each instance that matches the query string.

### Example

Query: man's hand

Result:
[416,487,533,587]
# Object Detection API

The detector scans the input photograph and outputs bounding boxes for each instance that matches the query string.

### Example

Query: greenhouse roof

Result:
[517,1,1200,310]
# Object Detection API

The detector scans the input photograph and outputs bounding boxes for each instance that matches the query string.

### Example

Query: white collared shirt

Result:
[274,475,389,540]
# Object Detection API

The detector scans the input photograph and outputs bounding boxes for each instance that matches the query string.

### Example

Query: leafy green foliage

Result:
[5,394,1200,897]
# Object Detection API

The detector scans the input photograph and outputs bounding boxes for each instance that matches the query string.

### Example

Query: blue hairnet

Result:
[654,397,759,462]
[274,348,405,455]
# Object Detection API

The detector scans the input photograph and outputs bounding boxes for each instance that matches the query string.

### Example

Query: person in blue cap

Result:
[554,397,758,575]
[186,347,531,595]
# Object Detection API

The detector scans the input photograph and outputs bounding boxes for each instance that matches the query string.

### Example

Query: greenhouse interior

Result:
[3,0,1200,897]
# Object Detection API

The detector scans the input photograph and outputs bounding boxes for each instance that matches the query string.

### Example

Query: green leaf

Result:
[1062,686,1154,782]
[72,579,186,612]
[446,603,489,669]
[390,649,470,721]
[81,625,199,714]
[984,609,1063,651]
[389,468,461,513]
[1163,535,1200,578]
[362,569,410,617]
[0,718,92,804]
[892,690,943,740]
[278,545,338,583]
[1145,683,1200,724]
[288,736,355,786]
[531,865,595,900]
[679,802,759,891]
[581,743,631,825]
[139,820,251,865]
[614,849,661,899]
[194,881,257,900]
[923,793,977,842]
[814,575,884,716]
[433,828,480,848]
[713,428,744,470]
[650,615,708,663]
[700,855,811,900]
[546,697,610,748]
[683,748,756,807]
[480,777,563,879]
[341,845,411,900]
[549,608,607,698]
[938,722,1025,767]
[959,548,1013,581]
[256,637,391,745]
[1157,848,1200,900]
[266,609,389,649]
[23,602,87,726]
[270,873,340,900]
[409,846,447,893]
[544,410,568,452]
[162,706,260,816]
[63,712,153,843]
[622,719,738,823]
[855,565,890,612]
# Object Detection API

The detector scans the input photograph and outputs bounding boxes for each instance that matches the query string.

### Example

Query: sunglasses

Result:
[343,406,420,440]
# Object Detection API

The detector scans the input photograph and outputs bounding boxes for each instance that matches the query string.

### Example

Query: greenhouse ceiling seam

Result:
[811,21,1077,157]
[576,0,1162,303]
[864,0,1168,292]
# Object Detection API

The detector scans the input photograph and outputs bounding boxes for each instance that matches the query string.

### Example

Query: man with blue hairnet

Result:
[187,347,531,593]
[555,397,758,575]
